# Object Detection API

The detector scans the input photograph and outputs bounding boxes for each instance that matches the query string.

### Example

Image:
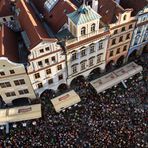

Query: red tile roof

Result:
[44,0,75,33]
[0,0,13,17]
[0,25,19,62]
[31,0,46,13]
[119,0,148,16]
[31,0,76,33]
[97,0,125,24]
[16,0,57,50]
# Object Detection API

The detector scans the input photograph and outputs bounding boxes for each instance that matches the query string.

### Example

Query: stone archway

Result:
[70,75,85,88]
[88,67,101,81]
[12,97,30,107]
[116,56,125,68]
[105,60,115,72]
[40,89,56,99]
[57,83,68,93]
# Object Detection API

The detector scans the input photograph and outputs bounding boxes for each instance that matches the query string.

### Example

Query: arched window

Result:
[81,27,86,36]
[91,23,95,32]
[123,15,127,20]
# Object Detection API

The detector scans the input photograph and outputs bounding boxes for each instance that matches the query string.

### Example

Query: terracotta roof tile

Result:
[44,0,75,33]
[16,0,56,49]
[0,0,13,17]
[119,0,148,16]
[97,0,125,24]
[0,25,19,62]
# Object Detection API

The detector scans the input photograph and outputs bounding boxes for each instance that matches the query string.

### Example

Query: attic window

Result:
[123,15,127,20]
[105,10,109,14]
[64,9,67,13]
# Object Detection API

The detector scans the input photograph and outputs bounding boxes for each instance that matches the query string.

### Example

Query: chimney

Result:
[92,0,98,12]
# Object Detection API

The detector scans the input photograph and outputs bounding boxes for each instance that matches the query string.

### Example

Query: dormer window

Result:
[123,15,127,21]
[81,27,86,36]
[91,23,95,32]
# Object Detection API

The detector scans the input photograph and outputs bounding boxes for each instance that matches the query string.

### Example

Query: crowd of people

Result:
[0,53,147,147]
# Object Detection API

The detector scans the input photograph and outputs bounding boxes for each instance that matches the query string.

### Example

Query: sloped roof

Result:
[0,0,13,17]
[67,3,101,25]
[119,0,148,16]
[44,0,76,32]
[97,0,125,24]
[0,25,19,63]
[16,0,57,50]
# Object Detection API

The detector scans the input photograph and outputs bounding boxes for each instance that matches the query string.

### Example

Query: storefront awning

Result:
[90,62,143,93]
[51,90,81,113]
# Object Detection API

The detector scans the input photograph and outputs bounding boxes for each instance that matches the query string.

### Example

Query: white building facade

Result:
[62,4,110,85]
[0,57,36,104]
[27,40,67,96]
[128,5,148,57]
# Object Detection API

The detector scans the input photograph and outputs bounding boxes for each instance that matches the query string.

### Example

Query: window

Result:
[119,36,123,42]
[123,15,126,21]
[91,23,95,32]
[0,82,11,88]
[134,35,140,45]
[116,48,120,54]
[5,92,16,97]
[3,18,6,22]
[58,74,63,80]
[18,89,29,95]
[71,52,77,61]
[10,70,15,74]
[81,49,86,57]
[45,59,49,64]
[72,65,77,74]
[34,73,40,79]
[123,45,127,51]
[10,17,14,20]
[89,58,94,66]
[81,27,86,36]
[0,72,5,76]
[90,45,95,53]
[45,47,50,51]
[114,30,118,35]
[38,61,43,66]
[46,69,51,75]
[14,79,25,86]
[81,61,86,70]
[121,27,125,32]
[51,56,56,62]
[40,49,44,53]
[110,51,114,57]
[112,39,116,45]
[38,83,43,89]
[97,54,102,63]
[57,64,62,70]
[137,28,141,34]
[129,24,133,29]
[48,79,53,84]
[99,42,103,50]
[126,33,130,40]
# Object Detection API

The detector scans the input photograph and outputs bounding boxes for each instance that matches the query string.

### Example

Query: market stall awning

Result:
[90,62,143,93]
[51,90,81,112]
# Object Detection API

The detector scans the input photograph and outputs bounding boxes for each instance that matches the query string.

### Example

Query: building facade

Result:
[58,4,110,85]
[0,57,36,104]
[16,0,67,96]
[119,0,148,59]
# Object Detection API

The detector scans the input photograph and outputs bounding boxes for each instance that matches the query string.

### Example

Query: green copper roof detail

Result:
[67,4,101,25]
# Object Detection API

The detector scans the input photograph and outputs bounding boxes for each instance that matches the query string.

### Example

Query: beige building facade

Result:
[0,57,36,104]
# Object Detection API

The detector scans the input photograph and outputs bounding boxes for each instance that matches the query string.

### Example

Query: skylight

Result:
[44,0,58,12]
